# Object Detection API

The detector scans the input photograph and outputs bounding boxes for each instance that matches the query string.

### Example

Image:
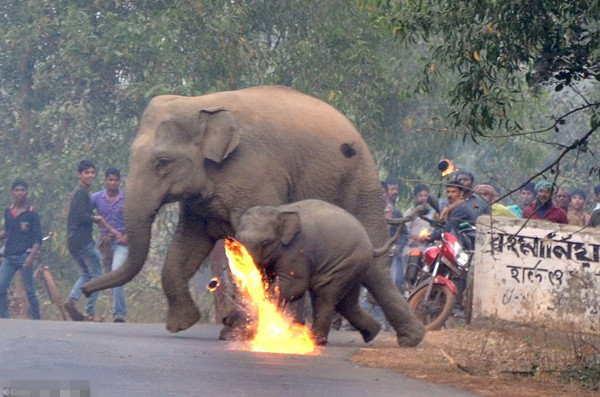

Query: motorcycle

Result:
[404,218,476,330]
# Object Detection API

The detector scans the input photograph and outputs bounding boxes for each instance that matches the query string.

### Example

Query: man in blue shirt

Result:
[0,179,43,319]
[92,168,128,323]
[439,180,477,235]
[456,170,491,218]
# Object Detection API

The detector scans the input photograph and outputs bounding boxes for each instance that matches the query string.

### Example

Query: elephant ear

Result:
[197,107,241,163]
[278,212,301,246]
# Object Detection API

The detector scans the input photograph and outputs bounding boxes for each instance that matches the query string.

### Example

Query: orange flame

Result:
[207,277,219,292]
[441,161,456,177]
[224,238,319,355]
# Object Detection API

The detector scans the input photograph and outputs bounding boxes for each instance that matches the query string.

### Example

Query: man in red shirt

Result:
[522,180,568,224]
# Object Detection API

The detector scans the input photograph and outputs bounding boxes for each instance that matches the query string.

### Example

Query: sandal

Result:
[83,314,104,322]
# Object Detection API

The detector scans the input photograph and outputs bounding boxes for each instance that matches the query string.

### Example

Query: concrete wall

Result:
[472,216,600,333]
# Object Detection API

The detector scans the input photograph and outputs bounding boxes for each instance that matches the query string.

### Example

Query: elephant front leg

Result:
[310,292,338,345]
[163,217,214,333]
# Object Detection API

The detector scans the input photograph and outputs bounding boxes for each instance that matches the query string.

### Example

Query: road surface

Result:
[0,320,478,396]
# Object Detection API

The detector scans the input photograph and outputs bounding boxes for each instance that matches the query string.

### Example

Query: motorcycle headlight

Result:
[456,249,470,267]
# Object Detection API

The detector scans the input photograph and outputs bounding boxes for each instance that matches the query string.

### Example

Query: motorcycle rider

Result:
[437,179,477,241]
[431,179,477,316]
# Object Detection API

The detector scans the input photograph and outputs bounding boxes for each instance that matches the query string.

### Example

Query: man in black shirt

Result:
[64,160,120,322]
[0,179,43,319]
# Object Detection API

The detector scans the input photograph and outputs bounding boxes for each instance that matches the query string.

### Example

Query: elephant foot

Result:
[166,305,201,333]
[396,322,426,347]
[218,324,255,341]
[359,321,382,343]
[314,334,328,346]
[309,328,329,346]
[219,325,235,340]
[218,309,255,341]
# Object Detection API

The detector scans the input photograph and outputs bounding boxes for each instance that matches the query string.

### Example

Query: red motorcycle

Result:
[405,219,475,330]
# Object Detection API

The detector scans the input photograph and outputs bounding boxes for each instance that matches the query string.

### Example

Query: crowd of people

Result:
[0,160,128,322]
[380,170,600,297]
[361,169,600,326]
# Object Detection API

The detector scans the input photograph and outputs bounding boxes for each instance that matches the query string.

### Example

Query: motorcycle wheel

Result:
[408,284,455,331]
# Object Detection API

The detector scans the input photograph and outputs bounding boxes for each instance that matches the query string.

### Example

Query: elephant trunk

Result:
[81,201,156,296]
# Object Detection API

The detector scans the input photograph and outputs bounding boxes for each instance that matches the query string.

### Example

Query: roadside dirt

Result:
[352,318,600,396]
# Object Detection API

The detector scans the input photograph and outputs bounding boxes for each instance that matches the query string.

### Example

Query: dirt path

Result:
[352,319,600,396]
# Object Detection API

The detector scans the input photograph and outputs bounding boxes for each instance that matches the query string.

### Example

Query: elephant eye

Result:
[156,158,172,172]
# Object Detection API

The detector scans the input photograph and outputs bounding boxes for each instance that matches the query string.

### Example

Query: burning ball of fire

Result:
[207,277,219,291]
[438,158,457,177]
[223,238,319,355]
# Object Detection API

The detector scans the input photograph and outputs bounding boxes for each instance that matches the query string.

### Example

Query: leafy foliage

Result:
[365,0,599,134]
[365,0,600,199]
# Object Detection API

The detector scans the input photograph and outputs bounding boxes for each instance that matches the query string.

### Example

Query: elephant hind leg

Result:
[362,266,425,347]
[336,285,381,343]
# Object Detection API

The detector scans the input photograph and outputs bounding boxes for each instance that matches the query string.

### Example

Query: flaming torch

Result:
[435,158,458,202]
[223,238,319,355]
[438,158,457,177]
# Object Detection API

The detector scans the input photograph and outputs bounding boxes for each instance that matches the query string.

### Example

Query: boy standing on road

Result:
[92,167,128,323]
[0,179,43,319]
[64,160,121,322]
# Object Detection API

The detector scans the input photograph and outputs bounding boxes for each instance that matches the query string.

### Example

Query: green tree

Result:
[365,0,600,188]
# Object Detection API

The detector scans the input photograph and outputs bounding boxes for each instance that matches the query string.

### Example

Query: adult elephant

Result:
[81,85,423,346]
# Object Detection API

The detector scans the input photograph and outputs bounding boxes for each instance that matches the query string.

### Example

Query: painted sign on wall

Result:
[472,216,600,333]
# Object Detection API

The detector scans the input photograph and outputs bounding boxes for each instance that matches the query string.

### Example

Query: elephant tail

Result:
[372,220,404,258]
[372,204,426,258]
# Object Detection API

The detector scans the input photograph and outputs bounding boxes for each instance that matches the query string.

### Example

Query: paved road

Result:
[0,320,478,396]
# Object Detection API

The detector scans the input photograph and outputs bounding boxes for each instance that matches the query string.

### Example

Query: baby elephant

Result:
[236,199,421,346]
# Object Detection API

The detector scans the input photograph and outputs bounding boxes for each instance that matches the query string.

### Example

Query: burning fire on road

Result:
[223,238,319,355]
